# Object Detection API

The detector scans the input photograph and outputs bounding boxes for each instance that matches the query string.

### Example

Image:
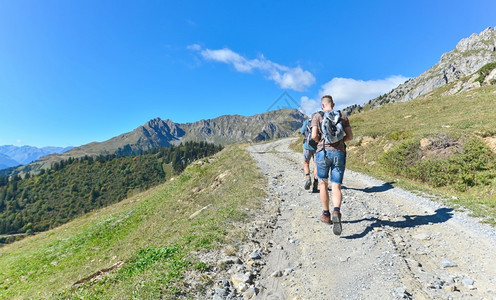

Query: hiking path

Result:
[247,137,496,300]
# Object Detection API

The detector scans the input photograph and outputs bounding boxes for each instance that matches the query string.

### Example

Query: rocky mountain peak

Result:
[144,117,166,131]
[456,27,496,52]
[361,26,496,111]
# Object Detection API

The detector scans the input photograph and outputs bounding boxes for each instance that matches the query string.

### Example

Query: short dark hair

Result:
[321,95,334,107]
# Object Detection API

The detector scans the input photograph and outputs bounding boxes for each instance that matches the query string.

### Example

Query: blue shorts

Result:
[315,150,346,184]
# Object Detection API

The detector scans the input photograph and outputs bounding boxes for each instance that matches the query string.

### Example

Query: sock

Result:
[333,207,340,212]
[323,210,330,217]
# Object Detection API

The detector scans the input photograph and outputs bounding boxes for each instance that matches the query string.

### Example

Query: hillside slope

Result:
[346,83,496,225]
[364,26,496,110]
[0,144,269,299]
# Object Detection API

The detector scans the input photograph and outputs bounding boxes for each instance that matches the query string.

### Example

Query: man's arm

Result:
[343,126,353,142]
[311,126,319,143]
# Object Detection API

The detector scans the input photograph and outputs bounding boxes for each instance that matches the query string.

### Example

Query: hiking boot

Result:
[312,179,319,193]
[319,213,332,225]
[304,175,311,190]
[331,211,342,235]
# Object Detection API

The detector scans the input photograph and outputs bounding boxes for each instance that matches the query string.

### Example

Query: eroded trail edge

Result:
[247,138,496,300]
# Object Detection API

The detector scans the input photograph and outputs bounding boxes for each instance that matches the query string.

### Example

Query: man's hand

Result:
[309,139,318,148]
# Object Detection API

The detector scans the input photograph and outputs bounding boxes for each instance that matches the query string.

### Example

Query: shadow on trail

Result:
[342,208,454,240]
[342,182,395,193]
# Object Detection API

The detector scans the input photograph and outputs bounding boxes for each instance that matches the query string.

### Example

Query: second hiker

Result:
[301,116,319,193]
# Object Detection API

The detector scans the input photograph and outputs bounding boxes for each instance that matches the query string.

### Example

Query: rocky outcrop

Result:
[364,27,496,110]
[179,109,306,145]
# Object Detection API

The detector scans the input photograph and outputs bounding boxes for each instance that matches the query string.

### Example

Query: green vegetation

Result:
[380,138,495,191]
[346,84,496,224]
[0,144,265,298]
[289,135,305,153]
[474,62,496,84]
[0,142,223,239]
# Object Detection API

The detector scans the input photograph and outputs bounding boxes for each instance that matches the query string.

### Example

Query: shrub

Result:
[387,130,412,141]
[380,138,496,191]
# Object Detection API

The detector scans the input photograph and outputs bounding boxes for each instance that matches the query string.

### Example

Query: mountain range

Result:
[0,145,73,170]
[2,109,306,176]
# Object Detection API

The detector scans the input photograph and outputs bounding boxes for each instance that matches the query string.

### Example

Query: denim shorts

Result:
[315,150,346,184]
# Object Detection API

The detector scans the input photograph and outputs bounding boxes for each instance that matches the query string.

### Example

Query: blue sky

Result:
[0,0,495,147]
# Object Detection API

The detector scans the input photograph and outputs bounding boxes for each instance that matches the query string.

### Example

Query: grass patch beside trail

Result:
[0,144,265,299]
[289,135,305,153]
[346,84,496,224]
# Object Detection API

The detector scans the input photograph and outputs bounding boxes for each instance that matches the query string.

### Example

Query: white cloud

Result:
[186,44,201,51]
[189,45,315,91]
[319,75,409,108]
[299,75,409,115]
[299,96,321,117]
[16,139,22,144]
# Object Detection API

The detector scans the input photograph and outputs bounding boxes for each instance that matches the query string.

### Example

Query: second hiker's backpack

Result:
[303,111,324,146]
[321,110,344,144]
[303,119,312,145]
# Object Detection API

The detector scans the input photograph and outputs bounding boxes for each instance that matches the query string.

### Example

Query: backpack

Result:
[302,119,312,145]
[303,111,324,146]
[321,110,344,144]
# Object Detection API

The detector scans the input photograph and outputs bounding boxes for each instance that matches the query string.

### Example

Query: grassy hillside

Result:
[0,142,222,239]
[348,84,496,224]
[0,144,265,299]
[291,84,496,224]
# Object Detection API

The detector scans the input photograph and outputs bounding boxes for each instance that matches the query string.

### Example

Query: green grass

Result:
[346,84,496,224]
[0,144,265,299]
[289,135,304,153]
[474,62,496,84]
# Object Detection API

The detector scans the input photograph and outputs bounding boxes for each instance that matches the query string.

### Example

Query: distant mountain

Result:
[0,145,73,171]
[0,153,20,170]
[5,109,306,176]
[362,26,496,110]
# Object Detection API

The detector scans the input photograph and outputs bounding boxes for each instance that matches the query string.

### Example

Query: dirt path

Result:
[247,138,496,300]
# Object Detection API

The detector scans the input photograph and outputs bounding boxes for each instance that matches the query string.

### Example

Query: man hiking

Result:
[301,116,319,193]
[310,95,353,235]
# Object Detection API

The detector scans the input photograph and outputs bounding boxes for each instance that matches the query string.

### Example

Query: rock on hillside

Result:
[364,27,496,109]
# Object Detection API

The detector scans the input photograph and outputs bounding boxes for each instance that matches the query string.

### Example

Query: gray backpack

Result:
[321,110,344,144]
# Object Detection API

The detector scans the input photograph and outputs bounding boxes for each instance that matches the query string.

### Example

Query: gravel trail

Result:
[247,138,496,300]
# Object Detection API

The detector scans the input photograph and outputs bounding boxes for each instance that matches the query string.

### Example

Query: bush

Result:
[387,130,412,141]
[380,138,496,191]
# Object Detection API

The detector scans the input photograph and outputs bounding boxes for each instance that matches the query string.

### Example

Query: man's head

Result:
[321,95,334,111]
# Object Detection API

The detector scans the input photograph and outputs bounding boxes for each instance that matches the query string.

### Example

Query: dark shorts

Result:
[302,149,316,162]
[315,150,346,184]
